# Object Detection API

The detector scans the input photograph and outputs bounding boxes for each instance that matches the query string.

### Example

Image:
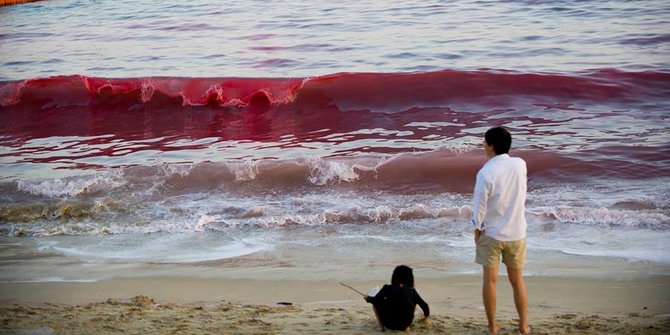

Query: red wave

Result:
[0,75,305,108]
[2,69,667,110]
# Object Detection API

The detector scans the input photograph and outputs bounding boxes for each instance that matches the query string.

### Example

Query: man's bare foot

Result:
[487,323,499,334]
[519,324,531,334]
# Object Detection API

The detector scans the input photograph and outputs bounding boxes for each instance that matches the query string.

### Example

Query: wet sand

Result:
[1,275,669,334]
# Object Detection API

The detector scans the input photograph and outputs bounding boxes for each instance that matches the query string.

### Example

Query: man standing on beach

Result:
[471,126,530,335]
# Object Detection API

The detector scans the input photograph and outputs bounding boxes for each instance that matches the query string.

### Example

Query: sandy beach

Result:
[1,275,668,334]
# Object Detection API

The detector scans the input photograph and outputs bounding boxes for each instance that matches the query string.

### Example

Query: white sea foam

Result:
[306,156,370,185]
[140,81,154,103]
[195,215,219,231]
[231,160,259,181]
[158,162,195,178]
[4,182,667,238]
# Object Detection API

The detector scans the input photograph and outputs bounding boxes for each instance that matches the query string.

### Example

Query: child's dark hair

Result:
[391,265,414,288]
[485,126,512,155]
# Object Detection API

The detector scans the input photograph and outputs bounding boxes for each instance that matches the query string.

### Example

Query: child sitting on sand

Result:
[365,265,430,331]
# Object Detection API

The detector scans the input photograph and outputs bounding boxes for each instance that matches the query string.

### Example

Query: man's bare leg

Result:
[483,266,499,334]
[507,266,529,334]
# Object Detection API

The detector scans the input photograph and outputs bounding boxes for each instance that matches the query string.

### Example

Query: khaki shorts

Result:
[476,235,526,268]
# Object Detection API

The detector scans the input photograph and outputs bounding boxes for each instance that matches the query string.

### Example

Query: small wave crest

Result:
[229,204,471,228]
[0,199,472,237]
[16,170,126,198]
[306,156,378,185]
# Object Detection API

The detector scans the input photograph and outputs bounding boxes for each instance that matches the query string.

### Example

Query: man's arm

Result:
[471,170,489,239]
[474,228,482,244]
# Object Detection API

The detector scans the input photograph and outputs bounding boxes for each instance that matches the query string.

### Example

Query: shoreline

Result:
[1,275,669,334]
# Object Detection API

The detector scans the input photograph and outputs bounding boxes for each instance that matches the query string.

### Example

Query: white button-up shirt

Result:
[471,154,527,241]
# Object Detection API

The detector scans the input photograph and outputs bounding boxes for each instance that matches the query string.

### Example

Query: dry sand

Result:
[1,275,669,334]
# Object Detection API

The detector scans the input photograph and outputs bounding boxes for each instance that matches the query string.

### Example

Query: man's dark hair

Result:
[485,127,512,155]
[391,265,414,288]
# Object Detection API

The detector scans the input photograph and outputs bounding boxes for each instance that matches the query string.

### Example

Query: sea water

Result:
[0,0,669,282]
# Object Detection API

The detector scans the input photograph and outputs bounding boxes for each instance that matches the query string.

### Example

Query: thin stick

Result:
[339,282,366,296]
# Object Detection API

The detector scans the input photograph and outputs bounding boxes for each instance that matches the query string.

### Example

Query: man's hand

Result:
[474,229,482,244]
